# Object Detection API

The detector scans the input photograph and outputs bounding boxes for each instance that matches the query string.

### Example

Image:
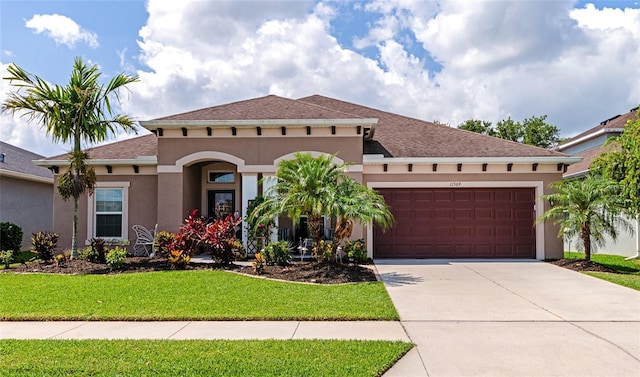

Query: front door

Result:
[207,190,235,220]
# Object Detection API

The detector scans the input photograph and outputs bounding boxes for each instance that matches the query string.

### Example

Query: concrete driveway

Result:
[375,259,640,377]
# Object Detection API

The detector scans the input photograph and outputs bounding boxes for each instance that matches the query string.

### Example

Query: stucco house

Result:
[36,95,579,260]
[0,141,54,249]
[556,107,640,258]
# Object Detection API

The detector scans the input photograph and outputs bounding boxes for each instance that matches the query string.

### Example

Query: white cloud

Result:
[4,0,640,158]
[25,14,99,48]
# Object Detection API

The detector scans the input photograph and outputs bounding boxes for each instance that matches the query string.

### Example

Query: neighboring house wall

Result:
[0,175,53,249]
[564,215,639,258]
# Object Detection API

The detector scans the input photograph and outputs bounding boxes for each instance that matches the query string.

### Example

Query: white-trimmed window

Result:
[87,182,129,241]
[208,171,235,183]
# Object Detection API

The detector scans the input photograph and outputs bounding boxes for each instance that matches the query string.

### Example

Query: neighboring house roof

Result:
[557,106,638,151]
[298,95,567,158]
[563,145,615,178]
[154,95,366,121]
[44,134,158,161]
[0,141,53,181]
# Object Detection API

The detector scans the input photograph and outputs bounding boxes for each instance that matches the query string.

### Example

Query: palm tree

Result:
[2,57,139,258]
[536,175,631,261]
[330,177,394,252]
[253,152,394,258]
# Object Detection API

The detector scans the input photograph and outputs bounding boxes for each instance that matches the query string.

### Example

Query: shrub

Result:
[154,231,175,256]
[0,250,13,268]
[168,249,191,269]
[31,231,59,261]
[0,222,23,252]
[53,253,67,267]
[262,241,292,266]
[344,239,367,263]
[312,239,333,262]
[85,238,107,263]
[105,247,127,270]
[252,252,266,275]
[202,214,242,265]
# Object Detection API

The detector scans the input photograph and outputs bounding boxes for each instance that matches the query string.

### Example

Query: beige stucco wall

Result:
[53,174,158,251]
[0,176,53,249]
[157,136,363,166]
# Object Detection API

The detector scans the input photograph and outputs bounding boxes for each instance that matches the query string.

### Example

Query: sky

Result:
[1,0,639,157]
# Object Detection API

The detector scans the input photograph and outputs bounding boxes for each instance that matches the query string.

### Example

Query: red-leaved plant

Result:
[169,210,242,267]
[202,214,242,265]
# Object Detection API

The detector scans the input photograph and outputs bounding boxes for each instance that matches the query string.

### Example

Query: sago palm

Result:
[536,175,631,261]
[2,57,138,258]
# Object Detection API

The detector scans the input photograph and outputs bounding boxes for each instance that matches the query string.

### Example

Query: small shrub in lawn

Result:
[168,249,191,269]
[262,241,292,266]
[31,231,59,262]
[105,247,127,270]
[0,250,13,268]
[344,239,367,263]
[0,222,23,252]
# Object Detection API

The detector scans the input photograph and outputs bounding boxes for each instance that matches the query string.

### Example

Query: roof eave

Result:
[34,156,158,167]
[363,155,583,165]
[0,168,54,184]
[139,118,378,129]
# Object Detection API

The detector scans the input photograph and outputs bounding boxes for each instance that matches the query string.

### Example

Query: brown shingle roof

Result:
[298,95,567,158]
[154,95,365,121]
[45,134,157,161]
[558,107,638,148]
[0,141,53,179]
[564,143,618,178]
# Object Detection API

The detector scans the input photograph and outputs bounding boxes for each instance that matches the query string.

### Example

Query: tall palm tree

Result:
[2,57,139,258]
[536,175,631,261]
[253,152,393,258]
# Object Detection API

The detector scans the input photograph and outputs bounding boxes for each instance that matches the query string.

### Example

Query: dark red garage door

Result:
[374,188,536,258]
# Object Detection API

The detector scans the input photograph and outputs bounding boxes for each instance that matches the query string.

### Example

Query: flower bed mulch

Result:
[2,256,378,284]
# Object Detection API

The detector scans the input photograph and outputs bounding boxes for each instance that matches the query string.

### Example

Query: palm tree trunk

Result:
[308,214,323,244]
[71,196,78,259]
[581,223,591,261]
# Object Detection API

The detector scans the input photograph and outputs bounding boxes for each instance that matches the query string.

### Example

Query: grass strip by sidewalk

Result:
[0,339,413,377]
[564,252,640,291]
[0,270,399,320]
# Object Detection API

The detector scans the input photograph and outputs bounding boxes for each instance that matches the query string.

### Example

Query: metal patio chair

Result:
[132,224,157,257]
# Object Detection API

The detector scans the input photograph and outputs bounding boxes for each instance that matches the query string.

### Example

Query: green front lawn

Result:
[0,339,413,377]
[0,270,398,320]
[564,252,640,290]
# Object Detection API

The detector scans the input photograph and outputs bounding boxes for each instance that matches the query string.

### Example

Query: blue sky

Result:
[1,0,639,156]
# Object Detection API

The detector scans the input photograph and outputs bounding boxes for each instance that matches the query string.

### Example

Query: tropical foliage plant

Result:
[536,176,632,261]
[344,239,367,263]
[31,231,60,262]
[1,57,138,258]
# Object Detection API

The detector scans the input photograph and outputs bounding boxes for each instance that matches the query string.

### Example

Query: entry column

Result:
[241,173,258,248]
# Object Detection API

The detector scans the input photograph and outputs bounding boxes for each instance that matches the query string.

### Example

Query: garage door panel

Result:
[374,188,536,259]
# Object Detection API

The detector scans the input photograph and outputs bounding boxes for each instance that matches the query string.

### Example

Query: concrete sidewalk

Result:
[0,320,409,342]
